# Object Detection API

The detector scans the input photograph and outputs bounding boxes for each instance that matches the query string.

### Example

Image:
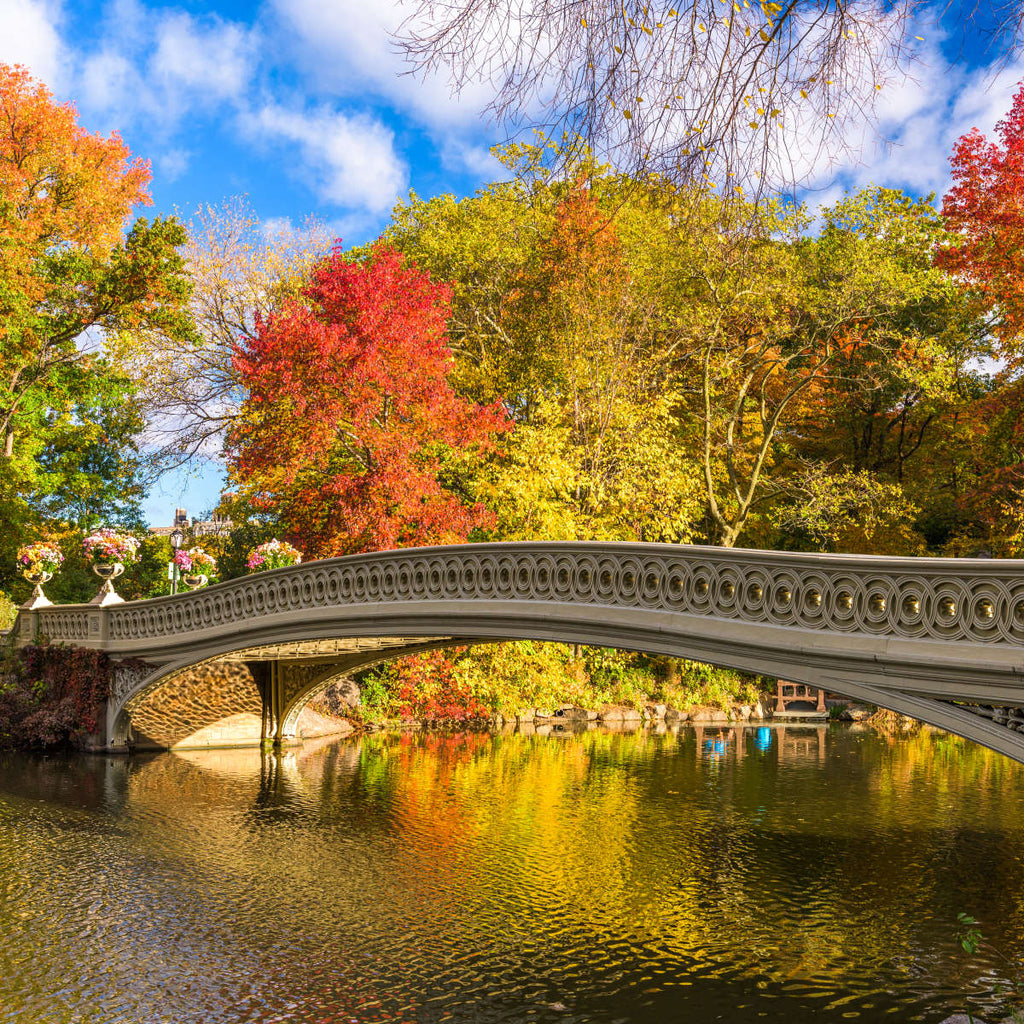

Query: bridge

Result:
[12,541,1024,761]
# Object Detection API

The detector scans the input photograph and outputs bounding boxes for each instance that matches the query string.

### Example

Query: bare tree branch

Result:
[395,0,919,200]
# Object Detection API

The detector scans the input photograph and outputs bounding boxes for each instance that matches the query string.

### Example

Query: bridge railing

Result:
[13,541,1024,652]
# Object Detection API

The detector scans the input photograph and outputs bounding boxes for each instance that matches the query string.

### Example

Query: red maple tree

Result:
[228,244,508,556]
[940,80,1024,357]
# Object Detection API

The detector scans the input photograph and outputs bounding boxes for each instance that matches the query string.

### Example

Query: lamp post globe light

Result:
[169,527,184,595]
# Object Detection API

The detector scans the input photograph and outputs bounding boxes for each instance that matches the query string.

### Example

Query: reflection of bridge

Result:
[12,541,1024,760]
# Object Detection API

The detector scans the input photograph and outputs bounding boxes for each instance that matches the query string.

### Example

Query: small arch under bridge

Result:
[13,541,1024,761]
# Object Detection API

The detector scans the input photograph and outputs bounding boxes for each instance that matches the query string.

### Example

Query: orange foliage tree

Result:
[0,63,193,465]
[227,245,509,556]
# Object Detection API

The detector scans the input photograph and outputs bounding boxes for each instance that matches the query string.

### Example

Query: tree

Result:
[767,467,923,554]
[381,157,972,551]
[673,187,971,547]
[0,64,193,604]
[383,148,706,543]
[110,198,332,471]
[380,147,559,418]
[0,64,194,469]
[227,245,508,556]
[396,0,916,200]
[941,79,1024,360]
[495,181,704,540]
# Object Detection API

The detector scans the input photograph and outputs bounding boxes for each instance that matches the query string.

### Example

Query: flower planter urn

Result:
[21,569,53,609]
[91,562,125,605]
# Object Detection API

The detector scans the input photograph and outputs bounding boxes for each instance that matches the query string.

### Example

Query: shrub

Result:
[355,644,757,720]
[0,592,17,630]
[359,649,490,725]
[649,660,761,711]
[0,646,112,749]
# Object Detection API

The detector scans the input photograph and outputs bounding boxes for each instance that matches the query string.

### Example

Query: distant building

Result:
[149,508,191,538]
[193,511,233,538]
[149,504,234,540]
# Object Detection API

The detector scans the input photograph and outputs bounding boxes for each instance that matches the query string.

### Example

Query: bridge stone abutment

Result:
[15,541,1024,762]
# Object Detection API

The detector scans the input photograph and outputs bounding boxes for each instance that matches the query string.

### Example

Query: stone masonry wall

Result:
[127,662,263,750]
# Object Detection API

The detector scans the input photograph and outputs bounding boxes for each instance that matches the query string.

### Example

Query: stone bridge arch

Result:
[15,541,1024,761]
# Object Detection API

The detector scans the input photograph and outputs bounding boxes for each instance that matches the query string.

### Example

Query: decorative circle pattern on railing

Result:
[36,610,93,642]
[27,543,1024,650]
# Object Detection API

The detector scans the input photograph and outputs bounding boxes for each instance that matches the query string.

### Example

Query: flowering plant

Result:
[173,547,218,578]
[246,539,302,573]
[82,528,140,567]
[17,541,64,577]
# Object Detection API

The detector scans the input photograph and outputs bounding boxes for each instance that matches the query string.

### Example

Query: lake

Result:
[0,722,1021,1023]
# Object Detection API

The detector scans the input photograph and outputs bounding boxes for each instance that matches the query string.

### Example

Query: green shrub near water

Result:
[355,644,762,722]
[656,660,763,711]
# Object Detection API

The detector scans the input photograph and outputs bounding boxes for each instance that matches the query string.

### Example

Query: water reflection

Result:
[0,725,1021,1023]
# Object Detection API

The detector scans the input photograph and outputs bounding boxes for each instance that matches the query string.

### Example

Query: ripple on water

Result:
[0,725,1022,1023]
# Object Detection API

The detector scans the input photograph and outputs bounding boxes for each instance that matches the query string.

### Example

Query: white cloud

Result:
[81,48,144,114]
[808,34,1024,205]
[270,0,495,130]
[440,139,503,179]
[242,104,407,213]
[76,8,255,131]
[151,12,254,101]
[157,147,190,182]
[0,0,64,88]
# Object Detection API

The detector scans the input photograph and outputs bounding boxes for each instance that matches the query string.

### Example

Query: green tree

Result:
[667,187,979,547]
[0,63,194,599]
[383,144,706,543]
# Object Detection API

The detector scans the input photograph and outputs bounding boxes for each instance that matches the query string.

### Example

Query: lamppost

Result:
[169,527,184,595]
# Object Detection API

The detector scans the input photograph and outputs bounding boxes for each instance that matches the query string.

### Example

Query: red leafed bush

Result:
[0,646,112,749]
[390,650,491,725]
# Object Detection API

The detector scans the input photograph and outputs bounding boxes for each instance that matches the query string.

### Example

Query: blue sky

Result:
[3,0,1024,524]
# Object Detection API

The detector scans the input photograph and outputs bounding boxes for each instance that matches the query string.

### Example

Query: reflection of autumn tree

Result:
[4,730,1024,1019]
[341,728,1024,989]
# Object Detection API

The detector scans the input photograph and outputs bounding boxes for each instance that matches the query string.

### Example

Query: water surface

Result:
[1,723,1022,1023]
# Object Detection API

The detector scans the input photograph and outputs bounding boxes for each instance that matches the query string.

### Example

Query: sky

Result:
[3,0,1024,525]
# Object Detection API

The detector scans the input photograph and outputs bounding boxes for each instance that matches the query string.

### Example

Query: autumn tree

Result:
[0,64,194,469]
[940,79,1024,360]
[493,182,703,540]
[382,145,705,543]
[669,187,974,548]
[901,79,1024,554]
[227,245,508,556]
[0,64,195,601]
[0,58,193,516]
[111,198,331,470]
[378,154,978,553]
